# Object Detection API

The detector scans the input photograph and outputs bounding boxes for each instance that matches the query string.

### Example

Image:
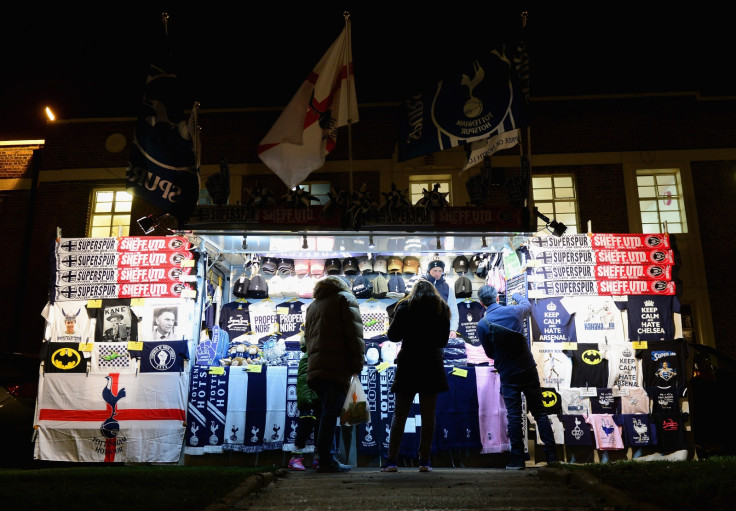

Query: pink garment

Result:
[475,366,510,453]
[584,413,625,450]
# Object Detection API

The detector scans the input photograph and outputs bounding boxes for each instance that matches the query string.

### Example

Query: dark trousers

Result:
[293,402,321,452]
[387,391,438,461]
[309,378,347,461]
[500,367,557,460]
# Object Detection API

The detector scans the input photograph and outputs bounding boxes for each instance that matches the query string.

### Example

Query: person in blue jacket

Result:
[476,284,559,470]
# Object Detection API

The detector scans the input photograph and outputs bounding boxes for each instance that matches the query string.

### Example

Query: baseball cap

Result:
[325,258,341,275]
[402,256,420,274]
[387,255,403,273]
[454,275,473,298]
[372,273,388,298]
[365,341,381,365]
[453,255,470,274]
[310,259,325,277]
[294,259,310,276]
[343,257,360,275]
[373,256,388,274]
[352,274,373,298]
[358,255,373,274]
[277,258,295,276]
[261,257,278,275]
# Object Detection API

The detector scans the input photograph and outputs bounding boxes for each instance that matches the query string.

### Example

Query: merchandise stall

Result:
[32,203,688,466]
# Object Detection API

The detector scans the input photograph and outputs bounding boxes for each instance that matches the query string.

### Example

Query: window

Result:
[636,169,687,233]
[89,189,132,237]
[409,175,452,206]
[198,188,211,205]
[299,182,330,204]
[532,175,579,234]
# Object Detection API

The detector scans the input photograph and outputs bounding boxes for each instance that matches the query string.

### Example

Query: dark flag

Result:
[126,13,200,226]
[397,38,530,164]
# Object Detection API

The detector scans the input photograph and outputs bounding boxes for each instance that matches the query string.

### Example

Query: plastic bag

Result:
[340,375,371,426]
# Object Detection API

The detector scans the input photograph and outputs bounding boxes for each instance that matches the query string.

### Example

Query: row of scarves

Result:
[183,362,514,456]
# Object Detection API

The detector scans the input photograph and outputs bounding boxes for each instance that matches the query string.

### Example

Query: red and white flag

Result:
[257,22,358,189]
[35,372,187,463]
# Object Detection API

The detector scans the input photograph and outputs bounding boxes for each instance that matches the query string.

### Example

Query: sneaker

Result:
[380,459,398,472]
[313,455,320,469]
[288,456,305,471]
[316,457,351,473]
[506,458,525,470]
[418,459,432,472]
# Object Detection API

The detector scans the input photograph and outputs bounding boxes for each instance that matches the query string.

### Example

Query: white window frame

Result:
[88,188,132,237]
[531,174,580,234]
[633,168,688,234]
[299,181,331,205]
[409,174,453,206]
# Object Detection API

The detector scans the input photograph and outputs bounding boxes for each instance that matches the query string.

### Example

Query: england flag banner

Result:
[55,236,191,254]
[35,372,187,463]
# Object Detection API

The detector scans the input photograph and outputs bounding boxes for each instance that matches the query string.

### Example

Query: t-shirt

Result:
[530,297,577,343]
[558,414,594,446]
[42,300,94,343]
[636,339,688,390]
[359,300,390,340]
[457,300,490,365]
[560,388,591,415]
[606,342,641,388]
[219,301,252,339]
[647,385,683,413]
[619,387,651,415]
[561,296,626,344]
[565,342,609,388]
[87,298,139,343]
[615,295,681,342]
[532,342,573,390]
[585,413,624,450]
[615,414,658,448]
[589,388,621,414]
[248,300,279,336]
[275,300,306,339]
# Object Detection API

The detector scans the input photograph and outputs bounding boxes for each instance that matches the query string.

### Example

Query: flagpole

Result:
[344,11,354,195]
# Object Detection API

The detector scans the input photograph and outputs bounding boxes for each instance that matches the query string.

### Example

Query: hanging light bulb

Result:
[368,235,375,249]
[436,236,441,250]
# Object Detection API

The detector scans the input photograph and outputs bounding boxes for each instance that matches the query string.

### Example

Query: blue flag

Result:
[126,26,200,225]
[397,40,529,162]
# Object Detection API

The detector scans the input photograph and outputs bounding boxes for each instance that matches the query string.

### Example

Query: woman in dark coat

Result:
[381,278,450,472]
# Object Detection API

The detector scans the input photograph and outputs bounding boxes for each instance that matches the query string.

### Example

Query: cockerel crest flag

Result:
[126,14,201,225]
[257,21,358,189]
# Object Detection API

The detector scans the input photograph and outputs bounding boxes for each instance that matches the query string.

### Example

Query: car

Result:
[688,342,736,459]
[0,352,40,468]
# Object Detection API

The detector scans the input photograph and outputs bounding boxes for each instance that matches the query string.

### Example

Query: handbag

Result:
[340,375,371,426]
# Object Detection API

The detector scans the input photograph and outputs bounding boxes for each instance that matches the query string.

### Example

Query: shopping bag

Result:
[340,375,371,426]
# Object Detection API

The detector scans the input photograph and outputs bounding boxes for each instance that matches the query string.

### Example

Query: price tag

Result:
[78,342,94,352]
[127,341,143,351]
[182,259,195,267]
[451,367,468,377]
[182,289,197,299]
[246,364,263,373]
[632,341,648,350]
[375,362,391,373]
[86,300,102,308]
[562,342,577,350]
[130,298,145,306]
[209,366,225,375]
[579,387,598,397]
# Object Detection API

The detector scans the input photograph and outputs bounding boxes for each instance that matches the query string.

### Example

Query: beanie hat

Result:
[352,274,373,298]
[454,275,473,299]
[427,259,445,271]
[232,276,250,298]
[372,273,389,298]
[247,274,269,298]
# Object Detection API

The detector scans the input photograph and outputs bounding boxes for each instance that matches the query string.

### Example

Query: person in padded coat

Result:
[381,278,450,472]
[304,275,365,472]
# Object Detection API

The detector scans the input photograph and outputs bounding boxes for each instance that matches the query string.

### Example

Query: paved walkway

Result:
[202,466,665,511]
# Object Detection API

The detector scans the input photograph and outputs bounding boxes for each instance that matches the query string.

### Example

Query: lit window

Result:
[636,169,687,233]
[198,188,211,205]
[409,175,452,206]
[532,175,579,233]
[299,182,330,204]
[89,189,132,237]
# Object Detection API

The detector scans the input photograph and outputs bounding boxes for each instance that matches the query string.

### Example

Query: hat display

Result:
[358,255,373,274]
[372,273,388,298]
[402,256,420,274]
[454,275,473,298]
[294,259,310,276]
[343,257,360,275]
[310,259,325,277]
[373,256,388,274]
[453,255,470,274]
[325,258,341,275]
[351,274,373,298]
[387,255,403,273]
[261,257,278,275]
